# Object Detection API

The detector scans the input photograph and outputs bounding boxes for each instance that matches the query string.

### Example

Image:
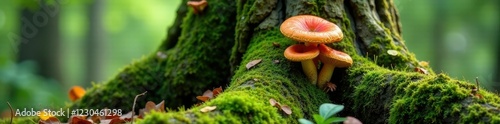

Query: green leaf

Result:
[313,114,325,124]
[323,117,347,124]
[298,119,315,124]
[319,103,344,119]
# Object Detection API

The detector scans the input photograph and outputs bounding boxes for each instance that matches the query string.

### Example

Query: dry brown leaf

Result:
[212,87,223,97]
[38,117,60,124]
[90,114,101,123]
[200,106,217,113]
[145,101,156,110]
[280,105,292,115]
[156,100,166,112]
[69,86,86,102]
[196,96,210,102]
[414,67,428,75]
[269,98,278,106]
[109,118,127,124]
[246,59,262,70]
[343,116,363,124]
[69,116,92,124]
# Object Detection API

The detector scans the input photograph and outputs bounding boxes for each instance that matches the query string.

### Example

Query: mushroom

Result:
[187,0,208,14]
[280,15,343,46]
[284,44,320,84]
[317,44,353,89]
[69,86,86,102]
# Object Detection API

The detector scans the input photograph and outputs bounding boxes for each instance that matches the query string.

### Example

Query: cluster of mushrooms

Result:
[281,15,353,91]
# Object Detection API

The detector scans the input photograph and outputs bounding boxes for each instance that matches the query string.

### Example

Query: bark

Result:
[65,0,499,123]
[84,0,106,87]
[17,2,62,83]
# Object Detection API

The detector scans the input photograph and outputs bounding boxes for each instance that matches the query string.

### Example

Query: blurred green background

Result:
[0,0,498,117]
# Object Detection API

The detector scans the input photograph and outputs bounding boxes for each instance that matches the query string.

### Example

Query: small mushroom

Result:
[284,44,320,84]
[187,0,208,14]
[280,15,343,46]
[317,44,353,89]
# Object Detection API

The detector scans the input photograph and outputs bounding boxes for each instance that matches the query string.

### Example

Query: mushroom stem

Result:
[304,42,318,47]
[301,59,318,85]
[317,63,335,89]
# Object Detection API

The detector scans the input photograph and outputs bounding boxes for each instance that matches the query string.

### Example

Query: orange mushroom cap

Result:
[284,44,320,62]
[318,44,352,67]
[280,15,343,44]
[69,86,86,102]
[187,0,208,14]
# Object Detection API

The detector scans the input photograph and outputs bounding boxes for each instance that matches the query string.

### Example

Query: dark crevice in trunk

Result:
[344,1,365,56]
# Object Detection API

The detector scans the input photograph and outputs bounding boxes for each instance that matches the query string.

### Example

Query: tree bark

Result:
[17,2,62,84]
[84,0,105,87]
[68,0,500,123]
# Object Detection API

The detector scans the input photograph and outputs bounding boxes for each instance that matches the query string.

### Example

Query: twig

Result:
[132,91,147,124]
[475,77,480,92]
[7,102,13,124]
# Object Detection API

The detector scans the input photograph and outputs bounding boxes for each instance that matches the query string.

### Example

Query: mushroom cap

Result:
[280,15,343,44]
[318,44,352,67]
[284,44,319,62]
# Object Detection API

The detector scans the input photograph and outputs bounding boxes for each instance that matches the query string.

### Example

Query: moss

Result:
[70,0,238,118]
[388,74,491,123]
[137,29,330,123]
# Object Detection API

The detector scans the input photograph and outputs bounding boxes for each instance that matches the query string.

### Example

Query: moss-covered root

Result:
[341,60,500,123]
[71,0,237,114]
[138,29,331,123]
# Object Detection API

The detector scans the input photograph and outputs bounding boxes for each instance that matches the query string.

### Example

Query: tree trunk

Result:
[84,0,105,87]
[69,0,500,123]
[17,2,62,84]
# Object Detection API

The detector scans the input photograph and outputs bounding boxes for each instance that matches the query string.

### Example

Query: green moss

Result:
[389,74,485,123]
[138,29,330,123]
[70,0,237,118]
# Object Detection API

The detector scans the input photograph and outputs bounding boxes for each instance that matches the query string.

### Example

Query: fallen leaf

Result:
[344,116,363,124]
[145,101,156,111]
[387,50,399,56]
[69,116,92,124]
[280,105,292,115]
[39,110,52,121]
[269,98,278,106]
[414,67,428,74]
[212,87,223,97]
[109,118,127,124]
[200,106,217,113]
[38,116,60,124]
[142,100,166,116]
[90,114,101,123]
[197,87,224,102]
[196,96,210,102]
[418,61,429,67]
[246,59,262,70]
[69,86,86,102]
[156,100,166,112]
